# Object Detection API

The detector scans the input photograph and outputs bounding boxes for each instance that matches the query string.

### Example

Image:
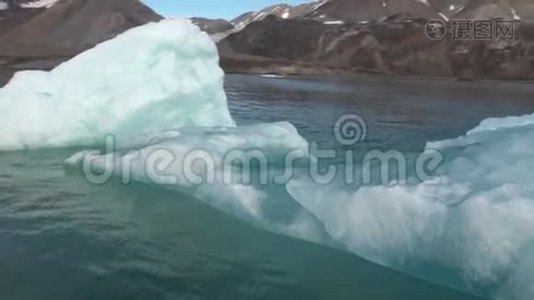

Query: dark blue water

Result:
[227,75,533,153]
[1,74,533,300]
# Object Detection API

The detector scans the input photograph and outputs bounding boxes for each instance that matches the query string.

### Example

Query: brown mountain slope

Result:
[0,0,161,69]
[229,0,443,32]
[219,14,534,80]
[0,7,45,37]
[191,17,234,35]
[304,0,441,22]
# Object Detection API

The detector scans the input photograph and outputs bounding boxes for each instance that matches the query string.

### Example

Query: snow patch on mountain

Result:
[0,0,58,10]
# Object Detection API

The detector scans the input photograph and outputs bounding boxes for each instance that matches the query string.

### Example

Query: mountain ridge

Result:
[1,0,534,84]
[0,0,161,73]
[215,0,534,80]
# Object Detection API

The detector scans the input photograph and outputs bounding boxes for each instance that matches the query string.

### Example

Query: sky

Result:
[143,0,312,20]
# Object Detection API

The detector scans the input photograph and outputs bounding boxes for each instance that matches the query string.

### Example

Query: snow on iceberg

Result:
[287,113,534,299]
[0,19,234,151]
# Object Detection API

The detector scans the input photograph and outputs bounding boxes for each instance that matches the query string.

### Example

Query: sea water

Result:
[1,73,533,299]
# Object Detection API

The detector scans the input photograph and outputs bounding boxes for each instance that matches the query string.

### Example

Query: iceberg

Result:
[287,113,534,299]
[65,121,309,190]
[17,13,531,300]
[0,19,234,151]
[15,16,325,243]
[64,121,327,242]
[69,107,534,298]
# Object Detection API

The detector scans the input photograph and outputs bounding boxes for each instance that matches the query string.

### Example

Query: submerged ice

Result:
[0,19,234,151]
[287,113,534,299]
[65,121,310,219]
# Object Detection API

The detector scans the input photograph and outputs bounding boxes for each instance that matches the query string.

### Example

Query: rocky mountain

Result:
[231,2,321,31]
[0,8,42,37]
[301,0,441,22]
[454,0,534,19]
[0,0,55,36]
[226,0,534,31]
[0,0,161,75]
[1,0,534,83]
[229,0,443,30]
[215,0,534,80]
[193,0,444,39]
[190,17,234,35]
[0,0,57,10]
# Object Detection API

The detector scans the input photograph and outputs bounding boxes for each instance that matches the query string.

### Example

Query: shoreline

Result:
[310,72,534,85]
[226,69,534,85]
[2,63,533,89]
[220,57,534,84]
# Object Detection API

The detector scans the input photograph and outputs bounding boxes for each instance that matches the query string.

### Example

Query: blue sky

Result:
[143,0,311,20]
